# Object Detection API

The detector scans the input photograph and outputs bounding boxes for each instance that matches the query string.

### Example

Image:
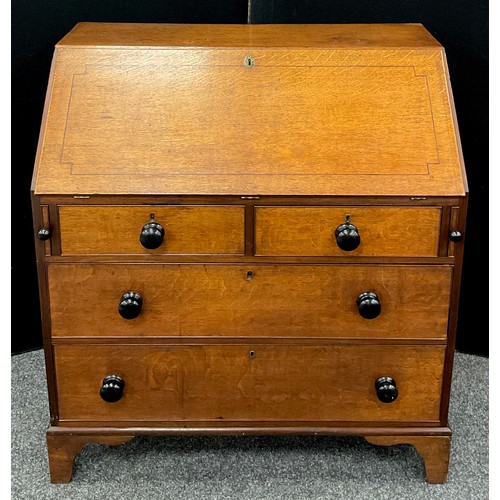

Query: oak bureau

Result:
[31,23,467,483]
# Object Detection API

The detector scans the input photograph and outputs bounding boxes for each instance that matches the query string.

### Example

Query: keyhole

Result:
[244,56,254,68]
[246,271,253,281]
[249,350,256,359]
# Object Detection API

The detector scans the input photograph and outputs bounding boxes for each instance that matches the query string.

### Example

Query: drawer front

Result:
[48,264,452,339]
[58,205,245,255]
[54,344,445,423]
[255,206,441,256]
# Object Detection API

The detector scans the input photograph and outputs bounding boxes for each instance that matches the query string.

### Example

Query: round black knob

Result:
[356,292,381,319]
[118,291,143,320]
[449,230,463,242]
[140,221,164,249]
[100,375,125,403]
[375,376,398,403]
[37,228,51,241]
[334,222,360,251]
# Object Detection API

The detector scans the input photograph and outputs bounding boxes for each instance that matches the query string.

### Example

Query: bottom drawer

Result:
[54,344,445,423]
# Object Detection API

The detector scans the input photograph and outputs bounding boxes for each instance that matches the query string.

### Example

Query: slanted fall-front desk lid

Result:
[32,22,466,197]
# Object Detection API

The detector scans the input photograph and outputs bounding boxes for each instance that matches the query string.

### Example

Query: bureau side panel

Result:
[440,196,468,423]
[31,194,59,422]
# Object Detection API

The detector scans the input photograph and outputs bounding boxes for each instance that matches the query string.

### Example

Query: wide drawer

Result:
[58,205,245,255]
[48,264,452,339]
[54,344,445,423]
[254,206,442,256]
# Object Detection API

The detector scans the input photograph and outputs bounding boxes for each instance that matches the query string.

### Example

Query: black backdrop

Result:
[12,1,488,355]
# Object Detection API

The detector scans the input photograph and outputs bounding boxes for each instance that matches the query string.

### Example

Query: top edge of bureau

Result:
[55,23,443,50]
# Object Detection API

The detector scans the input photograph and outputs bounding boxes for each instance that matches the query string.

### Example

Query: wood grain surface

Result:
[57,23,442,49]
[54,344,445,422]
[33,25,465,197]
[255,206,441,256]
[58,205,245,255]
[47,263,452,339]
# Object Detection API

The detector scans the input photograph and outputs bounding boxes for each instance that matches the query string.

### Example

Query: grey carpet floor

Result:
[11,350,488,499]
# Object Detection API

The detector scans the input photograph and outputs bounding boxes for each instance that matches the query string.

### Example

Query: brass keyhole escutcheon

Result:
[244,56,255,68]
[249,350,256,359]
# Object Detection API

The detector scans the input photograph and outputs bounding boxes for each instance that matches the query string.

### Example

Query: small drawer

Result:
[255,206,442,257]
[54,344,445,423]
[48,263,452,339]
[58,205,245,255]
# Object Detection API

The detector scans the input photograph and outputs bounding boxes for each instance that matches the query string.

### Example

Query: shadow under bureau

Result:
[31,23,467,483]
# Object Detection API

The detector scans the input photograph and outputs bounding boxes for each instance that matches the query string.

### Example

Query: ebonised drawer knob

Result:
[375,376,398,403]
[334,215,360,251]
[118,291,143,320]
[356,292,381,319]
[100,375,125,403]
[140,213,164,249]
[37,228,51,241]
[449,230,463,242]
